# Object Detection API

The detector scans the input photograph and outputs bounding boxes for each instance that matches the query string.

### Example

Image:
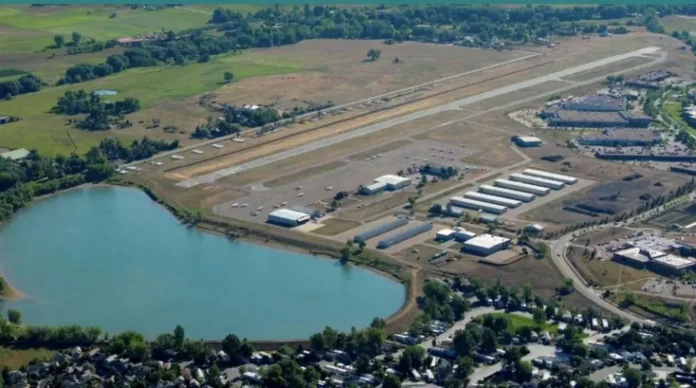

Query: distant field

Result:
[661,15,696,35]
[312,218,362,236]
[0,347,55,369]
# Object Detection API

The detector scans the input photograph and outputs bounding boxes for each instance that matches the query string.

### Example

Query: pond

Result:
[0,186,405,340]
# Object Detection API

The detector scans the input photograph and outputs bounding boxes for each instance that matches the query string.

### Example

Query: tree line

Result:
[0,74,42,100]
[0,136,176,223]
[51,90,141,131]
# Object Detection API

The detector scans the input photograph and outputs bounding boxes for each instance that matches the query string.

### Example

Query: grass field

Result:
[663,101,695,134]
[480,312,559,335]
[312,218,362,236]
[0,347,55,369]
[264,161,348,188]
[661,15,696,35]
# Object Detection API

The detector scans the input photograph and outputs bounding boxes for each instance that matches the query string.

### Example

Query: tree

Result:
[453,330,477,356]
[533,308,546,326]
[310,332,325,351]
[173,325,185,349]
[382,374,401,388]
[456,356,474,378]
[358,240,367,252]
[340,245,351,264]
[623,367,641,388]
[72,32,82,46]
[221,334,242,357]
[7,309,20,324]
[366,48,382,61]
[54,34,65,48]
[224,72,234,82]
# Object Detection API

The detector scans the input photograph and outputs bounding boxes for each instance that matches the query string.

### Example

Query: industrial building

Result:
[436,229,456,241]
[453,228,476,242]
[612,248,650,269]
[543,110,651,128]
[509,173,565,190]
[267,209,311,227]
[625,70,675,89]
[449,196,508,214]
[494,179,551,196]
[462,234,511,256]
[479,185,535,202]
[512,136,542,147]
[463,191,522,208]
[613,248,696,275]
[361,174,411,195]
[377,222,433,249]
[522,169,578,185]
[649,255,696,276]
[563,95,624,112]
[353,217,409,243]
[577,130,661,147]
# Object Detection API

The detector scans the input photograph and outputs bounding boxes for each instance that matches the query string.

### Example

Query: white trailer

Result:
[449,196,507,214]
[509,173,565,190]
[411,370,421,381]
[494,179,551,196]
[479,184,535,202]
[424,370,434,382]
[463,191,522,208]
[523,168,578,184]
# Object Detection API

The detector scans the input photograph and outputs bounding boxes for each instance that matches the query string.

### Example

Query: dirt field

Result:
[348,140,414,161]
[311,218,362,236]
[567,246,652,288]
[560,56,655,82]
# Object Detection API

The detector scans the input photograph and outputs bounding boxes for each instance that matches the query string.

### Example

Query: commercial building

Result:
[649,254,696,276]
[436,229,456,241]
[453,228,477,242]
[612,248,650,269]
[463,191,522,208]
[577,130,661,147]
[462,234,511,256]
[494,179,551,196]
[361,174,411,195]
[625,70,674,89]
[509,173,565,190]
[479,184,535,202]
[449,196,508,214]
[563,95,624,112]
[0,148,29,161]
[544,110,651,128]
[267,209,311,227]
[512,136,542,147]
[522,169,578,185]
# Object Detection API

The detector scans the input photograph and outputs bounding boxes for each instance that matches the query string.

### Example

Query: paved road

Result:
[176,46,664,188]
[469,343,556,384]
[123,52,539,170]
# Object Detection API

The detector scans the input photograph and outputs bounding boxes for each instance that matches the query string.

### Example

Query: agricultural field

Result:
[0,347,55,369]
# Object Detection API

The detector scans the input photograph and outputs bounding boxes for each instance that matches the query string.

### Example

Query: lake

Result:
[0,186,405,340]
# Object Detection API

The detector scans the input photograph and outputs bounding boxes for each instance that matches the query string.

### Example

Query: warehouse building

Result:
[512,136,542,147]
[509,173,565,190]
[563,95,624,112]
[436,229,456,241]
[354,217,409,243]
[453,227,477,242]
[612,248,650,269]
[377,222,433,249]
[267,209,311,227]
[360,174,411,195]
[625,70,675,89]
[494,179,551,196]
[449,196,508,214]
[479,184,535,202]
[361,181,388,195]
[649,255,696,276]
[620,111,653,128]
[522,169,578,185]
[463,191,522,208]
[577,130,661,147]
[546,110,628,128]
[462,234,511,256]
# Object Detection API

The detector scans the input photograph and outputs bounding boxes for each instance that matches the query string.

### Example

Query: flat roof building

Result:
[361,181,388,195]
[361,174,411,195]
[563,95,624,112]
[494,179,551,196]
[449,196,508,214]
[462,234,511,256]
[649,254,696,275]
[612,247,650,269]
[436,229,456,241]
[463,191,522,208]
[479,184,535,202]
[547,110,629,128]
[267,209,311,227]
[577,130,661,147]
[509,173,565,190]
[453,227,477,242]
[513,135,542,147]
[522,169,578,185]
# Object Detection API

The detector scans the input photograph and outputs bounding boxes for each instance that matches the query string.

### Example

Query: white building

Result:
[513,136,543,147]
[509,173,565,190]
[463,191,522,208]
[453,227,476,242]
[436,229,456,241]
[494,179,551,196]
[267,209,311,227]
[449,196,507,214]
[479,184,535,202]
[462,234,511,256]
[522,169,578,185]
[360,181,388,195]
[361,174,411,195]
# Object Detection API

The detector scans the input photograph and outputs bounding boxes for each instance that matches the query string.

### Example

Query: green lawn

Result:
[661,15,696,35]
[0,53,303,155]
[0,5,211,54]
[0,347,55,369]
[663,101,696,134]
[484,312,559,335]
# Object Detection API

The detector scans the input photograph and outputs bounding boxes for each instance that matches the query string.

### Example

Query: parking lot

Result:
[211,140,483,223]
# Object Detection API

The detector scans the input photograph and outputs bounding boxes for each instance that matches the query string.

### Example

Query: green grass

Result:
[661,15,696,35]
[0,53,303,155]
[663,101,696,135]
[0,347,55,369]
[0,5,211,54]
[484,312,559,335]
[0,68,28,78]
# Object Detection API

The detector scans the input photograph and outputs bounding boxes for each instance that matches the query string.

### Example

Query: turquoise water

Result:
[0,187,404,340]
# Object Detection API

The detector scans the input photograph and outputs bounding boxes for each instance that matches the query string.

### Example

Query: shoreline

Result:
[0,182,419,343]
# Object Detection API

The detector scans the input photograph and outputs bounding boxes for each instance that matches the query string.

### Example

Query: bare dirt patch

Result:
[312,218,363,236]
[560,56,654,82]
[341,191,412,222]
[264,161,348,188]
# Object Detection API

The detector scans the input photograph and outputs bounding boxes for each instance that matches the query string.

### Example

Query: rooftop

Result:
[578,129,660,141]
[375,174,410,185]
[652,254,696,269]
[565,95,624,108]
[268,208,311,221]
[515,136,542,143]
[464,234,510,249]
[614,247,650,263]
[552,110,627,123]
[437,228,456,236]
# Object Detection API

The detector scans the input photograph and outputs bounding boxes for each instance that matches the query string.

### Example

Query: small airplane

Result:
[298,192,304,197]
[326,186,333,190]
[241,203,248,208]
[231,203,239,208]
[256,206,264,211]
